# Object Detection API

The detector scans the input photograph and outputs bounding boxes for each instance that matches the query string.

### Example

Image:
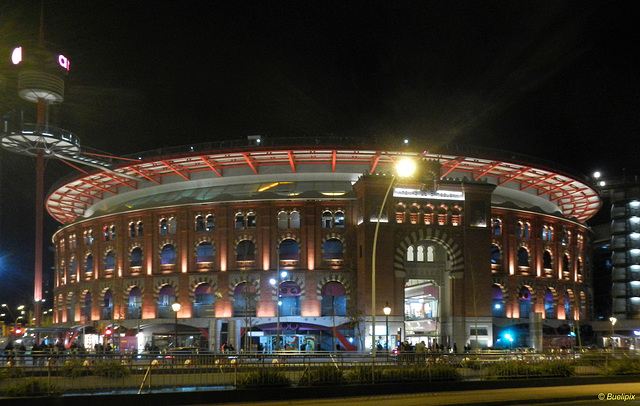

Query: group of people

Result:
[220,341,236,353]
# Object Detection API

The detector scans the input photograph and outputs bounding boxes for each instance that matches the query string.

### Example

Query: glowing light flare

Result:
[11,47,22,65]
[396,159,417,178]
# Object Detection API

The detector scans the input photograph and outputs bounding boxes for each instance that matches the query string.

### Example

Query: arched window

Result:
[196,242,214,263]
[410,205,420,224]
[406,246,415,261]
[278,212,289,229]
[168,217,177,234]
[321,281,346,316]
[85,254,94,275]
[564,291,573,320]
[235,213,245,229]
[193,283,215,317]
[104,226,111,241]
[437,205,448,226]
[290,211,300,228]
[492,218,502,235]
[515,221,523,238]
[236,240,256,262]
[109,225,116,241]
[395,204,406,224]
[127,287,142,319]
[129,223,137,238]
[451,206,462,226]
[562,254,570,277]
[322,211,333,228]
[130,247,143,267]
[83,292,92,322]
[491,244,501,264]
[205,214,215,231]
[161,244,176,265]
[246,212,257,228]
[195,215,205,232]
[517,247,529,267]
[492,285,504,317]
[426,246,435,262]
[70,257,77,279]
[279,238,300,261]
[416,245,425,262]
[105,250,116,270]
[577,258,583,278]
[233,282,256,317]
[157,285,176,318]
[519,287,531,318]
[159,219,168,235]
[424,205,434,225]
[322,238,343,261]
[102,289,113,320]
[279,281,301,316]
[543,251,553,269]
[544,289,555,319]
[137,221,144,236]
[523,222,530,238]
[334,211,345,228]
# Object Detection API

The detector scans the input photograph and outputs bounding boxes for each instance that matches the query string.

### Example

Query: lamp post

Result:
[270,270,287,351]
[371,159,416,364]
[609,316,617,350]
[383,302,391,360]
[172,302,181,349]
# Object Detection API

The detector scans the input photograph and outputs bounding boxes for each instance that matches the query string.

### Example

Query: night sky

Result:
[0,1,638,309]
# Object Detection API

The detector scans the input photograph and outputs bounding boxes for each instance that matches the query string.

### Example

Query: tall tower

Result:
[1,20,78,330]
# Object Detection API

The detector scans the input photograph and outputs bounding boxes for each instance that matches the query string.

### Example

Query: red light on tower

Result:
[14,327,23,335]
[104,328,113,337]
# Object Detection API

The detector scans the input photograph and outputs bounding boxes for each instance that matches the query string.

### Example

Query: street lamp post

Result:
[270,270,287,351]
[172,302,181,349]
[383,302,391,360]
[371,159,416,365]
[609,316,617,350]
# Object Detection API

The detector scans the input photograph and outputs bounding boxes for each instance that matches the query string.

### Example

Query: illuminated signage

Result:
[58,54,70,70]
[11,47,22,65]
[10,46,70,71]
[393,187,464,201]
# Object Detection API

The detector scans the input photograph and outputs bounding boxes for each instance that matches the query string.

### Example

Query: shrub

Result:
[61,360,85,378]
[2,379,63,397]
[538,361,575,377]
[605,358,640,375]
[0,366,25,379]
[93,361,131,378]
[237,369,291,389]
[308,365,345,386]
[346,365,383,384]
[484,360,574,379]
[382,365,461,383]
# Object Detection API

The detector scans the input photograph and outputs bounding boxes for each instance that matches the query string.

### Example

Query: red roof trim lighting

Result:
[46,146,600,224]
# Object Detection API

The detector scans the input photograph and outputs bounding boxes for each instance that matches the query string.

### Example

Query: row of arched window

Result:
[64,210,347,249]
[491,218,582,247]
[58,280,348,322]
[59,238,346,282]
[491,244,583,277]
[492,284,586,320]
[396,203,462,226]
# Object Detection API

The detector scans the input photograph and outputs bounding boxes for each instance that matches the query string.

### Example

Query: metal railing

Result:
[0,350,633,397]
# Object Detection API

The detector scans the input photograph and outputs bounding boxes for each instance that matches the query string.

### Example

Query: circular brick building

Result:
[49,137,600,352]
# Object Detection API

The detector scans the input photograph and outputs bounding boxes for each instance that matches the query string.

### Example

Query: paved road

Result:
[207,382,640,406]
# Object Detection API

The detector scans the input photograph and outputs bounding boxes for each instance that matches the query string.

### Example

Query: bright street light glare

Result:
[396,159,416,178]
